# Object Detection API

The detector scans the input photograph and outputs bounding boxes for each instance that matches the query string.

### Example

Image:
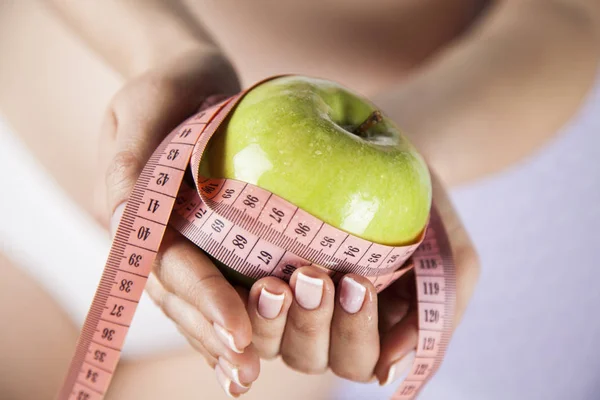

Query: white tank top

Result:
[0,118,188,358]
[1,73,599,398]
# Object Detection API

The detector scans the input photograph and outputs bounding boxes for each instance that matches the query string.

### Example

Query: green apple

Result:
[200,75,431,246]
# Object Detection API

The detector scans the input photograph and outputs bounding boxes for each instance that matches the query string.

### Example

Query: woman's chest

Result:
[185,0,489,95]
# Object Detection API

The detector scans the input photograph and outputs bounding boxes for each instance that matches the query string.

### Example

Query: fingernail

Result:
[218,357,250,389]
[213,322,244,354]
[110,202,126,238]
[215,363,249,398]
[380,351,416,386]
[258,288,285,319]
[294,272,323,310]
[339,276,366,314]
[215,364,237,398]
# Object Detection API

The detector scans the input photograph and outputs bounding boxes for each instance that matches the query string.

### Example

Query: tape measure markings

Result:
[58,78,455,400]
[58,100,228,400]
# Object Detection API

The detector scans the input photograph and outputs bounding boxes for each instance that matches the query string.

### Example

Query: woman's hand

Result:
[372,172,480,385]
[99,49,261,397]
[243,172,480,386]
[243,267,381,382]
[98,47,479,396]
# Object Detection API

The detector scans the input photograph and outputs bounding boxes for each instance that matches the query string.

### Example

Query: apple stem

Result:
[355,110,383,137]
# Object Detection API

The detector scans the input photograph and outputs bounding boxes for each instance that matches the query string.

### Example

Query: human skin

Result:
[0,0,599,398]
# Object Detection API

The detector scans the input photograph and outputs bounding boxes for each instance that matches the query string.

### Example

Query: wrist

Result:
[115,7,226,79]
[125,38,223,79]
[47,0,225,80]
[133,47,241,107]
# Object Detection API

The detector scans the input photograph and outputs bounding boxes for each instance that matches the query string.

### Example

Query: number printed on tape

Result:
[58,78,456,400]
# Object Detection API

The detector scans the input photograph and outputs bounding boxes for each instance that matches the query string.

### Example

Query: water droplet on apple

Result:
[315,150,322,155]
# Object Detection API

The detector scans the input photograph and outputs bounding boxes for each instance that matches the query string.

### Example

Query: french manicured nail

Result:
[110,202,126,238]
[218,357,250,389]
[258,288,285,319]
[294,272,323,310]
[213,322,244,354]
[380,351,416,386]
[215,364,236,398]
[215,363,249,398]
[339,276,366,314]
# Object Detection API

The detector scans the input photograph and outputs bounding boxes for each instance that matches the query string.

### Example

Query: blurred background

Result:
[1,1,599,400]
[0,0,121,207]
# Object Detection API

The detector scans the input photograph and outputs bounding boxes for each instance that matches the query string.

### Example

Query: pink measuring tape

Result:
[57,77,456,400]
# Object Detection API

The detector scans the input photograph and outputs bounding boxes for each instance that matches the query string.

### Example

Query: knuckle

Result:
[255,344,279,360]
[145,289,161,310]
[253,323,282,341]
[147,286,177,326]
[144,72,182,101]
[186,273,223,303]
[159,291,188,324]
[105,150,140,203]
[158,292,175,317]
[109,150,140,176]
[334,325,366,344]
[150,288,169,316]
[145,275,165,307]
[331,364,373,383]
[189,322,210,344]
[280,352,327,375]
[287,316,321,338]
[151,239,182,285]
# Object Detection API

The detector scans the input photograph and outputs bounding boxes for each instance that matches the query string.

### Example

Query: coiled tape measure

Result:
[57,77,456,400]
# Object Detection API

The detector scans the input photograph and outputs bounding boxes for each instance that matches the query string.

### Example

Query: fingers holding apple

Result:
[141,232,263,395]
[96,49,267,397]
[373,271,419,386]
[244,268,383,383]
[329,274,380,382]
[372,172,480,386]
[245,276,294,359]
[279,267,337,374]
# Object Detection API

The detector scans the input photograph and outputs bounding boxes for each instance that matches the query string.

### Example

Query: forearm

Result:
[46,0,220,78]
[374,0,600,186]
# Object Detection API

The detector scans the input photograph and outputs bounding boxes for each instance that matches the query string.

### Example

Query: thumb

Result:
[99,50,240,230]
